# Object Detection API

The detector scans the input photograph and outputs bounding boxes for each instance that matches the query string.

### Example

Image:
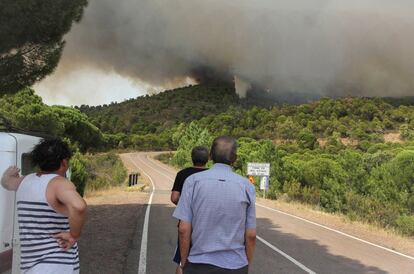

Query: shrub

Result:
[283,180,302,201]
[297,128,317,149]
[112,160,128,186]
[302,158,346,212]
[84,152,128,193]
[302,186,320,205]
[400,124,414,140]
[70,152,88,196]
[267,182,280,200]
[395,215,414,236]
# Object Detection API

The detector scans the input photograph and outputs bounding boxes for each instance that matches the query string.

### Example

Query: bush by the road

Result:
[84,152,128,194]
[70,151,88,196]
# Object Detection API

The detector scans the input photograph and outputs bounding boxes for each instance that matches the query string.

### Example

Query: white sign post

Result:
[260,176,269,198]
[247,163,270,199]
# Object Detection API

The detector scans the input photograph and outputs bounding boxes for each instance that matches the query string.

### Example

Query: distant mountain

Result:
[78,83,253,134]
[79,82,414,137]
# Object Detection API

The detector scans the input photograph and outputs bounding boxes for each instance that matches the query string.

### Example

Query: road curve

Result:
[124,152,414,274]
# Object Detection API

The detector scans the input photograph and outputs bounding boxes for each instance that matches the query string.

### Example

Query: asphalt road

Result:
[124,152,414,274]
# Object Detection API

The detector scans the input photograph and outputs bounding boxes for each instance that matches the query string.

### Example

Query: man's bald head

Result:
[210,136,237,165]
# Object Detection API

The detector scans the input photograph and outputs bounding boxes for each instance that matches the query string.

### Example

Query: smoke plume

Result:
[48,0,414,99]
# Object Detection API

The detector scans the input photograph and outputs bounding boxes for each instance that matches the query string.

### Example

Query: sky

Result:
[35,68,148,106]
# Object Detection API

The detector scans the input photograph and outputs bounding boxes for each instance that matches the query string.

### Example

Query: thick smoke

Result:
[54,0,414,98]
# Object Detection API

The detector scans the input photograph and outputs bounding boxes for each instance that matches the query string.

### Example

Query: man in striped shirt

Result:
[1,139,87,274]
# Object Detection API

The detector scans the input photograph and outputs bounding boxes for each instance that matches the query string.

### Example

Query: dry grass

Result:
[85,187,148,205]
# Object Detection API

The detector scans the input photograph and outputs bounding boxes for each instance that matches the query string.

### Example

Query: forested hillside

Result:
[78,83,244,134]
[1,85,414,236]
[3,85,414,152]
[193,97,414,145]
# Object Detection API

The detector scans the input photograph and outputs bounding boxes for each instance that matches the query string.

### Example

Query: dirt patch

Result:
[78,188,149,274]
[317,137,358,147]
[340,137,358,146]
[384,132,403,143]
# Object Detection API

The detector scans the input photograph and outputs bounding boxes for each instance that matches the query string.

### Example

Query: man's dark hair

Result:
[31,139,73,172]
[210,136,237,165]
[191,146,209,166]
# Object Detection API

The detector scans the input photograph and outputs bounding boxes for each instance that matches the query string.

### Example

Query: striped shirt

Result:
[16,174,80,273]
[173,163,256,269]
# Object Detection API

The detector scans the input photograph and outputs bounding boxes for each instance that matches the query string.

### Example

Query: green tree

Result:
[172,123,212,167]
[0,88,64,135]
[302,158,347,212]
[297,128,317,149]
[52,106,104,151]
[0,0,88,93]
[0,88,104,150]
[278,117,299,140]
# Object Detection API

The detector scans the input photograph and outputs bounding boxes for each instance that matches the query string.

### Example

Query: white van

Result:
[0,132,42,274]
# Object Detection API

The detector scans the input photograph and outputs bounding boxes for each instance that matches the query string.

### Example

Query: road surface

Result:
[123,152,414,274]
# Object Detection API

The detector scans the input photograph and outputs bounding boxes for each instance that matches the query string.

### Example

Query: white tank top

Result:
[16,173,80,273]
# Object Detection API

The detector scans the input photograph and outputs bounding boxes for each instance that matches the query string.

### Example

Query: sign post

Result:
[260,176,269,198]
[247,163,270,199]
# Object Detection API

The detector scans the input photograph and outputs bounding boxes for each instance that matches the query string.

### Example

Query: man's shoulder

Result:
[49,176,75,190]
[178,167,193,174]
[178,167,205,177]
[175,167,192,179]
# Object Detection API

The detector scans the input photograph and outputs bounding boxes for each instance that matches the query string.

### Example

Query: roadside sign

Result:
[247,163,270,176]
[260,176,269,190]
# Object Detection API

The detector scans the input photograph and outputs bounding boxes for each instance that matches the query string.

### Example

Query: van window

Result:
[21,153,37,175]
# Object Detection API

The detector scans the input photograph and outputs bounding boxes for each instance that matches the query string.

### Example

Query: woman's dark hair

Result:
[31,139,73,172]
[191,146,209,166]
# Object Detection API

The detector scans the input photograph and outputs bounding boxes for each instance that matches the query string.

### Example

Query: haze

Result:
[36,0,414,105]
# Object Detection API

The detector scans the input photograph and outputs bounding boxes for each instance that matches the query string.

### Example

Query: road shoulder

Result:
[78,188,149,274]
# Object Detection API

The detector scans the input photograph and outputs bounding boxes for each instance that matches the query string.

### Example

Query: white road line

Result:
[128,155,155,274]
[141,154,317,273]
[257,235,317,274]
[147,154,414,261]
